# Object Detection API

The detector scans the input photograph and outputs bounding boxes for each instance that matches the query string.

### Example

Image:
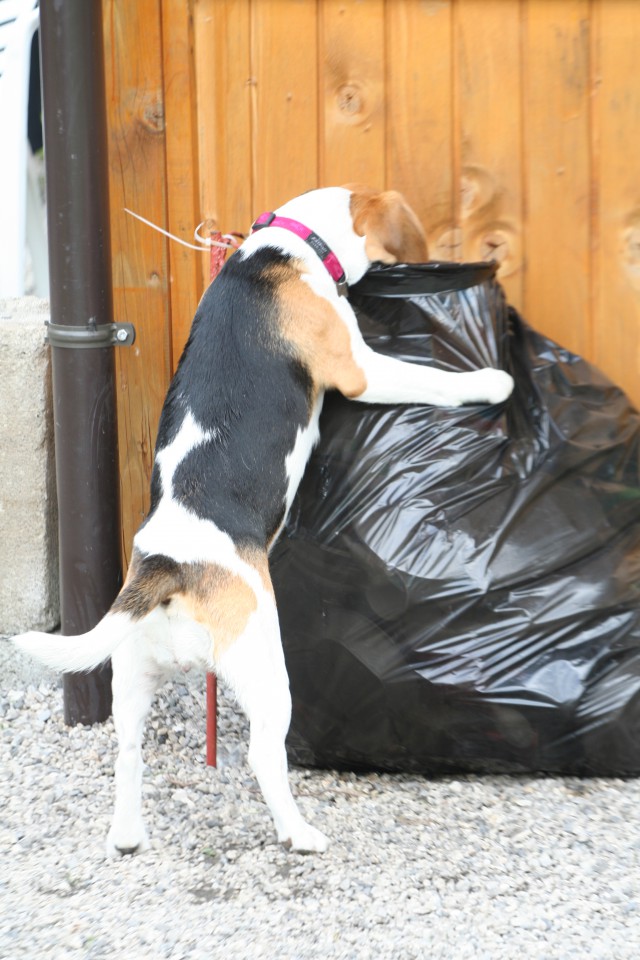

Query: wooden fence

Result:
[103,0,640,560]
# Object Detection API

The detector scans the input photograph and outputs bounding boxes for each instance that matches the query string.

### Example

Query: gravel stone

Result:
[2,634,640,958]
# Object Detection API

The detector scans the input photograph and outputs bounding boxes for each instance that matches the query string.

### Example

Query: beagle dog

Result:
[15,185,513,855]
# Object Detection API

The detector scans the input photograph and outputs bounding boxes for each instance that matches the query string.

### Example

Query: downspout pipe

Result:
[39,0,120,724]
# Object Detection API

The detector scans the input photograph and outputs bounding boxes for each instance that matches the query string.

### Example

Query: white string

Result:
[193,221,240,248]
[124,208,239,250]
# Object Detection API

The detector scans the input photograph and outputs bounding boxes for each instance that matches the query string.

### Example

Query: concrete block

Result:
[0,297,59,633]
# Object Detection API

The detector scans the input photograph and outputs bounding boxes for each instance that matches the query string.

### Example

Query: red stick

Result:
[206,672,217,768]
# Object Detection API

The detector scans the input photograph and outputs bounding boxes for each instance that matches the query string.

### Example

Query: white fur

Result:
[135,495,241,569]
[155,409,216,498]
[354,352,515,407]
[216,597,328,852]
[106,631,164,856]
[106,581,327,856]
[283,393,324,516]
[14,612,135,673]
[106,605,212,857]
[277,187,371,285]
[240,187,370,288]
[266,392,324,547]
[134,410,264,596]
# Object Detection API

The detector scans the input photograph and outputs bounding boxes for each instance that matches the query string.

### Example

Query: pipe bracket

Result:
[45,320,136,349]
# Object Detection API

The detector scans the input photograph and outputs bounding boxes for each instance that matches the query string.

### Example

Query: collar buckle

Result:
[251,212,276,230]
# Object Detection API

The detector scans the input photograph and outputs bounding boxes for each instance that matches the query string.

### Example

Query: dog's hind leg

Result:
[106,628,166,858]
[216,593,329,853]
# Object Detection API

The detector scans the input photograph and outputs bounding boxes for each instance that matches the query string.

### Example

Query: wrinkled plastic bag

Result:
[271,261,640,777]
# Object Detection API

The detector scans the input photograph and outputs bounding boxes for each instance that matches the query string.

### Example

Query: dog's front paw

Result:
[106,822,150,859]
[465,368,514,405]
[280,823,329,854]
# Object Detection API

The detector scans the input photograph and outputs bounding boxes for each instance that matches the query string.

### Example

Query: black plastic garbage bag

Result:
[270,261,640,777]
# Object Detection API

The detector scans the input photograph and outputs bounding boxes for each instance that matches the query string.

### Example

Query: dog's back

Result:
[146,245,319,553]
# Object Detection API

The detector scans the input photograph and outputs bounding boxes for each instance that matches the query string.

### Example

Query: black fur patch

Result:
[145,248,315,550]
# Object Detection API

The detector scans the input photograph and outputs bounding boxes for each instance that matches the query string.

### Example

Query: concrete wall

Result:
[0,298,59,633]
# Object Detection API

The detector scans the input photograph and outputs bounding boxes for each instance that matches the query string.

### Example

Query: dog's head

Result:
[345,184,428,264]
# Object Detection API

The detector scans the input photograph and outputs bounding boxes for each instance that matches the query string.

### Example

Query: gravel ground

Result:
[2,635,640,960]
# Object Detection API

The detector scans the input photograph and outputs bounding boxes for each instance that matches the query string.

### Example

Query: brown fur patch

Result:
[177,561,259,656]
[271,261,368,398]
[346,185,428,264]
[114,548,271,656]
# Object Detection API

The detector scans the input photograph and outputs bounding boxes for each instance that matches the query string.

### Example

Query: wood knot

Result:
[625,228,640,261]
[200,217,220,234]
[479,230,510,264]
[461,176,480,215]
[623,224,640,289]
[460,166,496,219]
[336,83,363,117]
[432,227,462,262]
[475,222,521,278]
[139,95,165,134]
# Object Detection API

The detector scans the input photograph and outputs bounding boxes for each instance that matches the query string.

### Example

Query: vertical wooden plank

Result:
[455,0,524,308]
[523,0,591,357]
[386,0,455,258]
[193,0,252,293]
[162,0,203,364]
[320,0,385,189]
[251,0,319,211]
[592,0,640,409]
[104,0,171,565]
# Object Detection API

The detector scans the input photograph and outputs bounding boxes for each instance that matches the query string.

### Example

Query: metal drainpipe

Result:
[39,0,124,724]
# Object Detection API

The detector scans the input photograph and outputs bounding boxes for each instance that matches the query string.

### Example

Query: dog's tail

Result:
[13,553,183,673]
[14,613,140,674]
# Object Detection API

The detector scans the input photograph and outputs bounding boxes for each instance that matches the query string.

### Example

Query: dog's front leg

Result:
[352,346,514,408]
[314,280,514,409]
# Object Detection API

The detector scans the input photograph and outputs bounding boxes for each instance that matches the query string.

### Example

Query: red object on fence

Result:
[209,231,227,282]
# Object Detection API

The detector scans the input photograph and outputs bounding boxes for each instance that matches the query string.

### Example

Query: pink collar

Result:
[251,212,348,296]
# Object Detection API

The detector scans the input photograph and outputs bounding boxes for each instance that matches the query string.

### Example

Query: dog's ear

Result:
[345,184,428,264]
